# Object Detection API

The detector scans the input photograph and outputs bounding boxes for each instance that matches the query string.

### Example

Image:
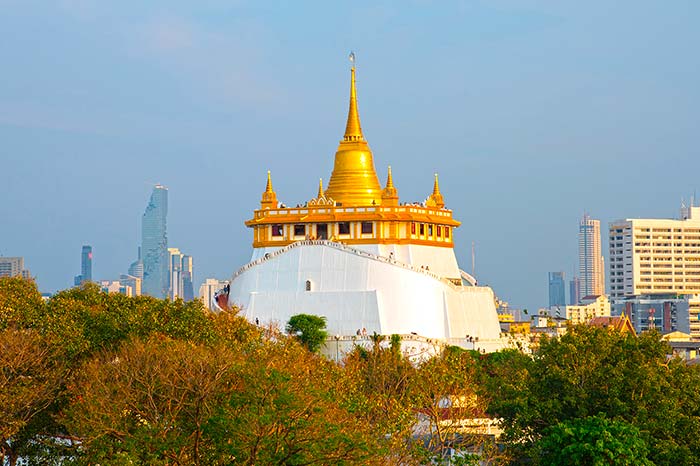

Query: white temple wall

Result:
[230,243,501,342]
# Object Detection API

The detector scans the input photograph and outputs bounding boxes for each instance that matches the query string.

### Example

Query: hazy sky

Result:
[2,1,699,311]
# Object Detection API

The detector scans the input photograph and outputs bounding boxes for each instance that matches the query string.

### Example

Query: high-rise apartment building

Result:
[548,271,566,308]
[142,185,168,298]
[609,206,700,299]
[74,245,92,285]
[569,276,581,305]
[0,257,30,278]
[579,214,605,297]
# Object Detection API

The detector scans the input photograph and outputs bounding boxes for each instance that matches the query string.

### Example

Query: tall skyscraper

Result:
[74,245,92,286]
[548,271,566,308]
[579,214,605,297]
[570,276,581,305]
[142,185,168,298]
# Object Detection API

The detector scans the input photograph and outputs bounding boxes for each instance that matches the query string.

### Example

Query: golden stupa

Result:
[324,65,382,206]
[246,56,460,249]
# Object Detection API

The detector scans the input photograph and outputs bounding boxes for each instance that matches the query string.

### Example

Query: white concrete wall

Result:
[229,242,502,344]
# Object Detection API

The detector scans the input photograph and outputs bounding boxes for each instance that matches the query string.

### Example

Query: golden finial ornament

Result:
[427,173,445,208]
[260,170,278,209]
[317,178,325,198]
[325,52,382,206]
[381,165,399,206]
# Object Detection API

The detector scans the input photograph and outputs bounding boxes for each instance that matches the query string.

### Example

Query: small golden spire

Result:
[381,165,399,206]
[386,166,395,189]
[317,178,325,198]
[260,170,278,209]
[343,61,364,142]
[427,173,445,208]
[265,170,274,193]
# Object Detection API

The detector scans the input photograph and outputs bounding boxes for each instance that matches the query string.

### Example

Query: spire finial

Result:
[381,165,399,206]
[343,52,364,142]
[386,165,394,189]
[317,178,325,198]
[265,170,274,193]
[433,173,441,196]
[260,170,278,209]
[427,173,445,208]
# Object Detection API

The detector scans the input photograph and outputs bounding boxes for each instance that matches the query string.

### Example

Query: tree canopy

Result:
[3,277,700,465]
[286,313,328,352]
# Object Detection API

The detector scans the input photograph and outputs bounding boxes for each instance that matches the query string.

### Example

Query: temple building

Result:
[228,60,503,351]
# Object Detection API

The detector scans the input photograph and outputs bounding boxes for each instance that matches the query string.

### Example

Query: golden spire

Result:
[381,165,399,206]
[343,65,364,142]
[317,178,325,198]
[426,173,445,208]
[265,170,274,193]
[325,53,382,206]
[386,165,395,189]
[432,173,441,196]
[260,170,278,209]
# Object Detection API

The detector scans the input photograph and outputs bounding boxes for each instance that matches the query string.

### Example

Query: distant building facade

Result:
[0,257,30,279]
[579,214,605,297]
[199,278,229,311]
[548,271,566,308]
[74,245,92,285]
[168,248,194,301]
[142,185,168,298]
[608,204,700,338]
[569,276,581,305]
[99,280,135,297]
[567,295,610,325]
[612,295,691,336]
[128,247,144,280]
[119,274,142,296]
[609,206,700,298]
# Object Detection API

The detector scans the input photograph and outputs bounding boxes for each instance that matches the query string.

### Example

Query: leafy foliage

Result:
[286,313,328,352]
[488,325,700,465]
[4,277,700,465]
[538,415,653,466]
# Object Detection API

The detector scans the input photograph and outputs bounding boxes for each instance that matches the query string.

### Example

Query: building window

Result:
[419,224,425,235]
[272,224,283,237]
[428,225,433,236]
[437,226,442,237]
[411,222,416,234]
[445,227,450,238]
[361,222,373,234]
[294,224,305,236]
[338,222,350,235]
[316,224,328,240]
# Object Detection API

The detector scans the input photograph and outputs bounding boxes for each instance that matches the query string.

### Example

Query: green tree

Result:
[488,325,700,465]
[286,313,328,352]
[0,276,44,330]
[0,329,65,466]
[538,415,653,466]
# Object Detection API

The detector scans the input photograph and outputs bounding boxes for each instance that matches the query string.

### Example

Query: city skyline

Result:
[1,1,698,312]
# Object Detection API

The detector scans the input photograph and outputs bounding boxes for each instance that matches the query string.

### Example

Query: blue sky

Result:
[1,0,698,311]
